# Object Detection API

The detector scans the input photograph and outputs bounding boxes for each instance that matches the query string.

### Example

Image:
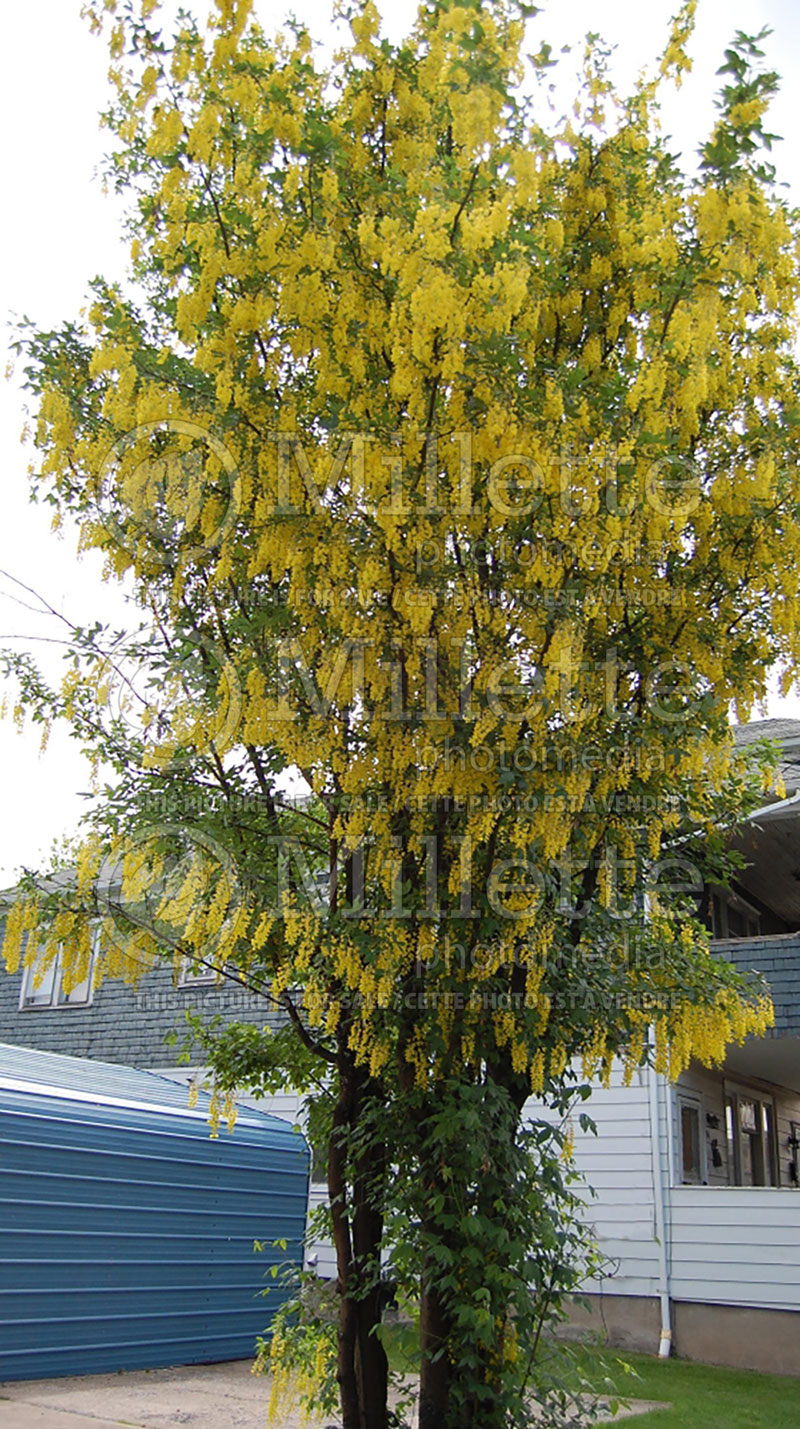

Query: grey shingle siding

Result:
[711,933,800,1037]
[0,958,275,1068]
[734,719,800,745]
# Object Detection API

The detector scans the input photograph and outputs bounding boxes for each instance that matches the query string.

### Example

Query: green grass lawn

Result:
[588,1348,800,1429]
[381,1323,800,1428]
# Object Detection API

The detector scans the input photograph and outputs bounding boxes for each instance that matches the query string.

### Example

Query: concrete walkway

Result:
[0,1359,668,1428]
[0,1361,277,1429]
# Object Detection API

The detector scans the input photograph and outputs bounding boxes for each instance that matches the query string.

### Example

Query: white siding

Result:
[307,1184,338,1277]
[564,1066,800,1313]
[525,1062,662,1300]
[665,1069,800,1311]
[669,1187,800,1310]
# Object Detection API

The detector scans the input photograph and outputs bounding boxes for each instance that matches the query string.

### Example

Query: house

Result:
[562,718,800,1375]
[0,1042,308,1381]
[1,719,799,1369]
[0,942,277,1066]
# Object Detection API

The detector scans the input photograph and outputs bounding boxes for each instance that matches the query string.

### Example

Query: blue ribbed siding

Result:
[0,1049,309,1381]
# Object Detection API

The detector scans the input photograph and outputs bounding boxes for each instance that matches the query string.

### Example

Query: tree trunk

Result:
[418,1267,451,1429]
[329,1046,389,1429]
[329,1057,360,1429]
[415,1067,531,1429]
[353,1206,388,1429]
[352,1068,389,1429]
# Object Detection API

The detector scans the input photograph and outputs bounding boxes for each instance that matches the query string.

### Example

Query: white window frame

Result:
[677,1090,706,1185]
[177,956,218,988]
[19,934,97,1011]
[724,1079,778,1187]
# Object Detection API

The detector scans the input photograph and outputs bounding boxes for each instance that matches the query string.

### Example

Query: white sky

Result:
[1,0,799,883]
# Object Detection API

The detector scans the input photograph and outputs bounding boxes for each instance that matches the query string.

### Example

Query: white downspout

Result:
[647,1046,673,1358]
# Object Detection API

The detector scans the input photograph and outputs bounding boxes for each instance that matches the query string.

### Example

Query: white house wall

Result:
[668,1187,800,1310]
[534,1057,800,1317]
[576,1061,800,1316]
[526,1062,663,1302]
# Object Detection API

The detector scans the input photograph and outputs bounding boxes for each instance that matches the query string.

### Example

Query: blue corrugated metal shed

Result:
[0,1043,309,1381]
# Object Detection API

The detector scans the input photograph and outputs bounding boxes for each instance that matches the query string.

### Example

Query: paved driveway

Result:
[0,1360,289,1429]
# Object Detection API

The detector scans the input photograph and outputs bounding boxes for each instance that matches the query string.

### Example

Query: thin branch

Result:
[449,164,480,245]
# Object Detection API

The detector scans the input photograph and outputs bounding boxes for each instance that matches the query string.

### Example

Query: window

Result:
[178,957,218,988]
[789,1122,800,1187]
[708,887,760,940]
[724,1083,778,1186]
[678,1093,705,1184]
[20,942,96,1010]
[309,1139,327,1185]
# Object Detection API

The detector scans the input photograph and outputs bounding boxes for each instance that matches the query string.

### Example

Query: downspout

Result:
[647,1045,673,1358]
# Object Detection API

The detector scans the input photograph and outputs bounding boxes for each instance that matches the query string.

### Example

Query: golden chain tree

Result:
[3,1,799,1425]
